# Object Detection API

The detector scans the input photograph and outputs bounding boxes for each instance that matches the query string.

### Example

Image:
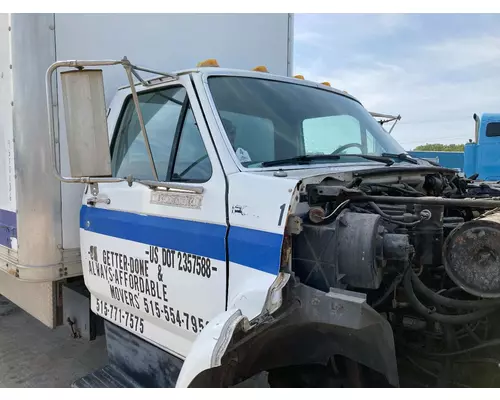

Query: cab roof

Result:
[117,66,361,104]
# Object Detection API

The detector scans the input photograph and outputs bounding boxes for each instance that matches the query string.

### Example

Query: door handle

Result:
[87,196,111,206]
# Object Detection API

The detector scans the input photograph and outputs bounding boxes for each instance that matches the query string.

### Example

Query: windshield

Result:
[207,76,406,168]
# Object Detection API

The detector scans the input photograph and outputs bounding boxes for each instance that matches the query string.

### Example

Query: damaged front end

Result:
[186,273,399,388]
[221,280,399,387]
[276,167,500,388]
[186,167,500,388]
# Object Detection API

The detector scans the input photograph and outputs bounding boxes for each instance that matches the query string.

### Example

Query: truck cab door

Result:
[478,120,500,180]
[79,76,228,359]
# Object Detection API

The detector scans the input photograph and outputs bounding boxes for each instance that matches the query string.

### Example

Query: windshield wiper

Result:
[261,154,394,167]
[381,152,419,165]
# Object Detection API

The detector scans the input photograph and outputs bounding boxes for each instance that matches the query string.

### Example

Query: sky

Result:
[293,13,500,150]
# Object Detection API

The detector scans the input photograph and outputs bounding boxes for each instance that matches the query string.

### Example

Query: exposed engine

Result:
[289,167,500,387]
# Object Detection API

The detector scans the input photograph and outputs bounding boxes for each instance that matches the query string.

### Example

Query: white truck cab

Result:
[80,63,300,363]
[5,15,500,389]
[50,58,411,388]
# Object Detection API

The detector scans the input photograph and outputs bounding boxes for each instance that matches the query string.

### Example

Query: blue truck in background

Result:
[463,113,500,180]
[403,113,500,181]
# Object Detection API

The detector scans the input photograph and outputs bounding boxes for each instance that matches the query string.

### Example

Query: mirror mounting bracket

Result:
[89,183,99,196]
[46,57,178,185]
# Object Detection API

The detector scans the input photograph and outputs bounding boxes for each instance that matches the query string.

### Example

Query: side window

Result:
[172,107,212,182]
[112,86,187,180]
[302,115,362,154]
[486,122,500,138]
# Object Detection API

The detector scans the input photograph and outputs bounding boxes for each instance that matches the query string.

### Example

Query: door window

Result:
[172,107,213,182]
[486,122,500,138]
[111,86,212,183]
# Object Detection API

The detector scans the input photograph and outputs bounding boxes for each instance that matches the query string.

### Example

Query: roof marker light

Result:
[197,59,220,68]
[253,66,269,72]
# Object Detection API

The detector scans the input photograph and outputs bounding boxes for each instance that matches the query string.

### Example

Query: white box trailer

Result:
[0,13,293,328]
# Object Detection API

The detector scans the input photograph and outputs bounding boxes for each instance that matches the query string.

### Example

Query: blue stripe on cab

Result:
[228,226,282,275]
[80,206,283,275]
[80,206,226,261]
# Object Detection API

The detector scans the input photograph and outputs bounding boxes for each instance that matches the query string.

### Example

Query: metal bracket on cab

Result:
[86,196,110,207]
[89,183,99,196]
[46,57,178,186]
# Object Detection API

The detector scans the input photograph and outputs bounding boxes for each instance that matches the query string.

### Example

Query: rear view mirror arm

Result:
[45,57,178,185]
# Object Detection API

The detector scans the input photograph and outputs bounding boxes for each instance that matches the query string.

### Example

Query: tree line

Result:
[412,143,465,152]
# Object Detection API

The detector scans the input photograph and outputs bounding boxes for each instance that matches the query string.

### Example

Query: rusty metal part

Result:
[308,206,325,224]
[444,210,500,298]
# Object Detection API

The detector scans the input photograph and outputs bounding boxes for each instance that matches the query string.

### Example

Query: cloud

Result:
[294,14,418,53]
[294,14,500,150]
[370,13,419,34]
[294,31,325,46]
[423,35,500,71]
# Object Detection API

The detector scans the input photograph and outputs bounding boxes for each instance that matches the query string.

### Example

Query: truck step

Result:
[71,365,140,388]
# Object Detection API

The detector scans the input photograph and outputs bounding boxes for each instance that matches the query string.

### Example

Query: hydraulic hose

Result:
[369,202,424,227]
[372,274,404,308]
[403,271,497,325]
[351,195,500,209]
[409,268,500,310]
[373,262,412,308]
[403,339,500,358]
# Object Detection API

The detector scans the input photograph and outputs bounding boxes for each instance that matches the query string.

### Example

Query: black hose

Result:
[463,324,483,344]
[369,202,423,227]
[409,268,500,310]
[373,262,412,308]
[436,303,458,388]
[361,183,424,197]
[403,355,471,388]
[350,195,500,209]
[403,339,500,358]
[403,271,497,325]
[372,274,403,308]
[453,358,500,366]
[422,320,481,340]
